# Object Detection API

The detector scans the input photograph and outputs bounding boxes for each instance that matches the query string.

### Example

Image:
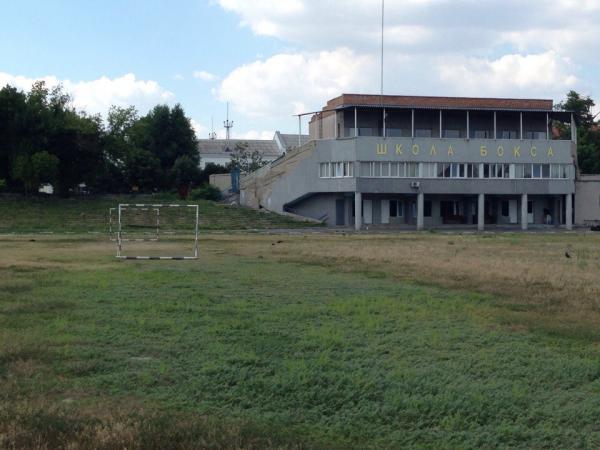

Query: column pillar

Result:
[417,192,424,231]
[553,196,561,226]
[566,193,573,230]
[354,192,362,231]
[477,193,485,231]
[354,107,358,138]
[521,193,528,230]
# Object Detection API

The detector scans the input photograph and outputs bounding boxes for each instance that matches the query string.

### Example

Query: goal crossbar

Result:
[115,203,199,260]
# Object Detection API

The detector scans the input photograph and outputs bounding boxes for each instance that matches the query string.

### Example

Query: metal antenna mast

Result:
[381,0,385,99]
[209,116,217,140]
[380,0,386,138]
[224,102,234,140]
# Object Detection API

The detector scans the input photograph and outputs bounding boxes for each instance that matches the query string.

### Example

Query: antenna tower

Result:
[208,116,217,140]
[224,102,234,140]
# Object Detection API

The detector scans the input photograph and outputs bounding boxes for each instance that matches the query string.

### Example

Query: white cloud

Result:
[173,74,185,81]
[218,47,375,118]
[218,0,600,58]
[238,130,275,140]
[0,72,174,117]
[190,119,207,138]
[193,70,217,82]
[438,51,578,97]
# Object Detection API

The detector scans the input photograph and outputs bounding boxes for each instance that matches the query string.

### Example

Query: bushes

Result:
[190,184,222,201]
[0,179,5,192]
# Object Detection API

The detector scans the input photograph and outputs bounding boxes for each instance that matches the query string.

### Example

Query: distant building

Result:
[197,131,309,169]
[241,93,585,230]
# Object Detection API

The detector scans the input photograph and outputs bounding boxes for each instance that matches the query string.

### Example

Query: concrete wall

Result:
[209,173,231,192]
[575,175,600,225]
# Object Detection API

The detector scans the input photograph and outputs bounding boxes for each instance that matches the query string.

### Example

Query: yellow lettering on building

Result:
[547,146,554,157]
[513,146,521,157]
[412,144,420,155]
[448,145,454,157]
[530,146,537,157]
[480,145,487,157]
[430,144,437,156]
[497,145,504,157]
[376,143,388,155]
[395,144,403,155]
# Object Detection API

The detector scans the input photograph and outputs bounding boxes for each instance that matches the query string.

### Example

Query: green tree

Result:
[171,155,200,199]
[122,148,162,191]
[31,151,59,186]
[556,91,600,174]
[230,142,266,173]
[130,104,199,186]
[11,155,36,194]
[11,151,59,194]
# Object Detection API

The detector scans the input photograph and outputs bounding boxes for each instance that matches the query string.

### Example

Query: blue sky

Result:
[2,0,599,138]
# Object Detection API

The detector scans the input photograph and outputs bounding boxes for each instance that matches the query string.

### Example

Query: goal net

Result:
[112,204,199,260]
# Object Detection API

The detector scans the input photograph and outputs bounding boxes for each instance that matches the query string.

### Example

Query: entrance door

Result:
[381,199,390,224]
[527,200,534,224]
[363,199,373,224]
[335,199,345,226]
[509,200,518,224]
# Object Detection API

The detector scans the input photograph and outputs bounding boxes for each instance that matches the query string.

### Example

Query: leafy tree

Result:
[131,104,199,183]
[556,91,596,128]
[122,148,162,191]
[171,155,200,199]
[10,151,59,194]
[31,151,59,186]
[11,155,35,194]
[0,85,28,186]
[555,91,600,174]
[230,142,266,173]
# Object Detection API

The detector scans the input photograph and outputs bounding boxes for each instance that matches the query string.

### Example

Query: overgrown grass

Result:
[0,195,317,233]
[2,235,600,448]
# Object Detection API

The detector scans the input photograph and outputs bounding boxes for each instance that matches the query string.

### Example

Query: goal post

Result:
[109,207,159,242]
[114,203,199,260]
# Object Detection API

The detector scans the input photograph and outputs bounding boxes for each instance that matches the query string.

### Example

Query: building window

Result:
[422,163,437,178]
[501,201,509,217]
[389,200,404,217]
[320,162,354,178]
[407,162,419,177]
[415,128,432,138]
[398,162,406,177]
[541,164,550,178]
[473,130,491,139]
[381,162,390,177]
[500,130,519,139]
[319,162,330,178]
[424,201,432,217]
[442,129,460,138]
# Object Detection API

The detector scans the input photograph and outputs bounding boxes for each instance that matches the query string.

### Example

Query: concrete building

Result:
[198,131,309,169]
[241,94,582,230]
[575,175,600,226]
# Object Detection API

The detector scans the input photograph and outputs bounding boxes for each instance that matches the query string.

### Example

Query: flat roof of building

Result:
[198,139,280,157]
[327,93,554,111]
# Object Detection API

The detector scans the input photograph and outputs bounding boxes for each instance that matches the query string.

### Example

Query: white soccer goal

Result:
[114,203,199,260]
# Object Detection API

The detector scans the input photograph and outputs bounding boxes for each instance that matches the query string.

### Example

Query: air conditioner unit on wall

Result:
[410,181,420,189]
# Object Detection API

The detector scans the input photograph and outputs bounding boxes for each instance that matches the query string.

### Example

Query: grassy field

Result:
[0,195,318,233]
[2,232,600,448]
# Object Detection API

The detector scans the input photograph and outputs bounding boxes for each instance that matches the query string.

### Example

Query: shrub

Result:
[0,179,6,192]
[190,184,222,201]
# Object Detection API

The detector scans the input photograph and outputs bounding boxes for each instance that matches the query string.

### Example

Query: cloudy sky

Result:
[2,0,599,138]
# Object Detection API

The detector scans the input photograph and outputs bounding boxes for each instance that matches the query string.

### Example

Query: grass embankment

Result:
[0,195,317,233]
[1,234,600,448]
